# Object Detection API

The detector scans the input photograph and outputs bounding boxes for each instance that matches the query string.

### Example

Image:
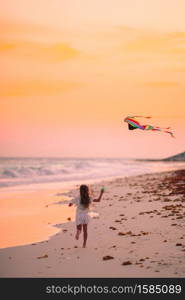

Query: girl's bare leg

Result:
[75,224,82,240]
[82,224,88,248]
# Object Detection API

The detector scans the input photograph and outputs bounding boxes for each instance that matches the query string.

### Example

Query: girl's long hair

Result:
[80,185,90,208]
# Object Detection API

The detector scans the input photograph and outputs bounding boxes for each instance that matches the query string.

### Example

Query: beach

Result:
[0,168,185,278]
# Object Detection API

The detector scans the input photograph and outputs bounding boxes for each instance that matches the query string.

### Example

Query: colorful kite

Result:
[124,115,175,138]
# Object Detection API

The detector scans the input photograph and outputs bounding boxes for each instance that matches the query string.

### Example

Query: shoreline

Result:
[0,167,184,249]
[0,168,185,277]
[1,160,185,191]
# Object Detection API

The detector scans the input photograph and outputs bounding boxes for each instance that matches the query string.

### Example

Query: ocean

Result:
[0,157,185,188]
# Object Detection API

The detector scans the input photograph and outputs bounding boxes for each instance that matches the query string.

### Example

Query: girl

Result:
[69,185,104,248]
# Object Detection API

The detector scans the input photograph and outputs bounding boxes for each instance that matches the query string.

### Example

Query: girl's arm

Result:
[93,188,104,202]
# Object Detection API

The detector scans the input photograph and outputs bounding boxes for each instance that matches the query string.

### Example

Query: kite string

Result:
[129,115,152,119]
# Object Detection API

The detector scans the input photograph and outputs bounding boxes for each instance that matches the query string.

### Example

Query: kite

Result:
[124,115,175,138]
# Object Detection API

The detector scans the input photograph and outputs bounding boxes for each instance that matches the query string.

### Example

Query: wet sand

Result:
[0,169,185,277]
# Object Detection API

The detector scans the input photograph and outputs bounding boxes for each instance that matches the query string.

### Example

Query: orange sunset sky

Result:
[0,0,185,158]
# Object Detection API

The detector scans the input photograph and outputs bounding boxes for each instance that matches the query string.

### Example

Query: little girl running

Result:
[69,184,104,248]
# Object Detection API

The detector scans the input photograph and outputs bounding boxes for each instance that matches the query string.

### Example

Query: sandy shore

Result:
[0,169,185,278]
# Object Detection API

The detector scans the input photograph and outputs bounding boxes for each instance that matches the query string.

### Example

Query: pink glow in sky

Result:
[0,0,185,158]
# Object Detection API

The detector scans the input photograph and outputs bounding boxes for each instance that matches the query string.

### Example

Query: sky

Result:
[0,0,185,158]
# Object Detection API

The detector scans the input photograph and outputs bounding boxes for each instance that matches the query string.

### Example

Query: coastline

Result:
[0,168,185,277]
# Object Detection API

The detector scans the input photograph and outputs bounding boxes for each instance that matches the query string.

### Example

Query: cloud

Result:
[0,41,15,51]
[0,19,64,39]
[83,26,185,66]
[94,25,139,40]
[0,19,80,62]
[0,80,81,97]
[0,40,80,62]
[123,30,185,57]
[144,81,179,87]
[162,66,185,72]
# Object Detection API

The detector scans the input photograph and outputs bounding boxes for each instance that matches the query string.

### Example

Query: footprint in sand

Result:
[109,245,116,249]
[37,254,48,259]
[122,261,132,265]
[109,226,117,230]
[103,255,114,261]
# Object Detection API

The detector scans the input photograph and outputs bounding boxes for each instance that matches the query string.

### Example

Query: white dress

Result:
[71,197,92,225]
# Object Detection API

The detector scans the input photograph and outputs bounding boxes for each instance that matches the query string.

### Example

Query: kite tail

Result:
[151,127,175,138]
[164,131,175,138]
[155,126,171,130]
